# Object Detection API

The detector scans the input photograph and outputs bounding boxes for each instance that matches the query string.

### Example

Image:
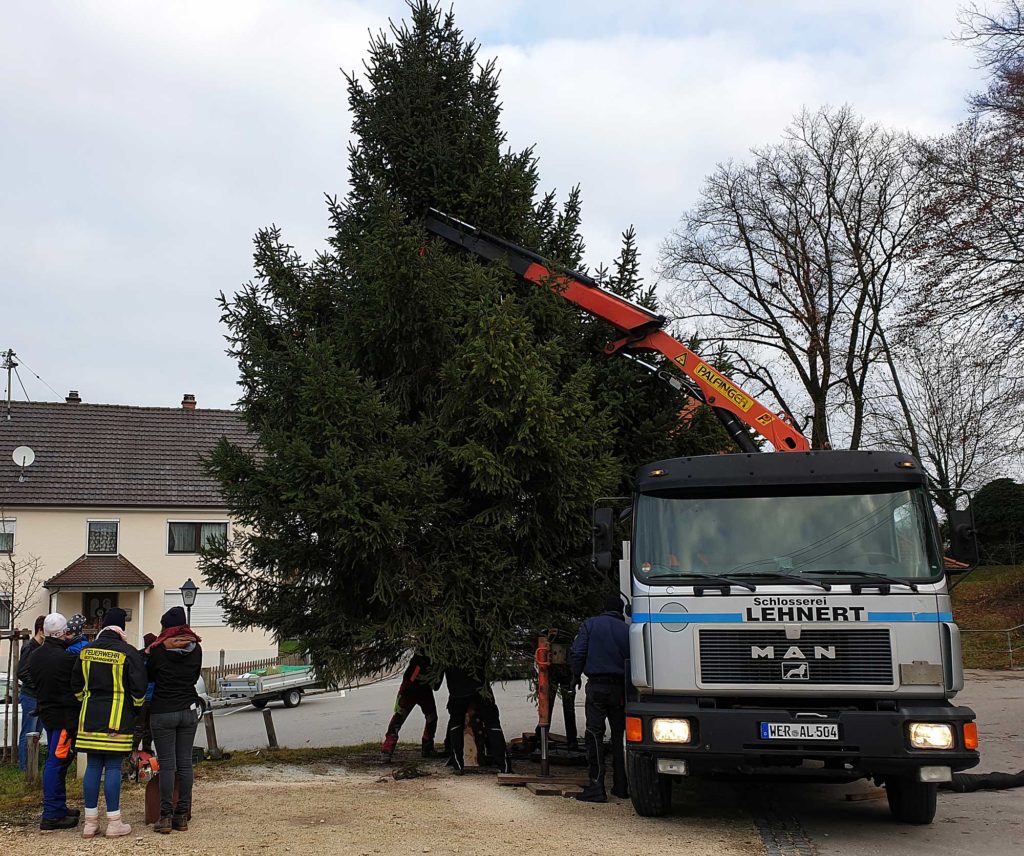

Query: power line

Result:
[15,353,63,400]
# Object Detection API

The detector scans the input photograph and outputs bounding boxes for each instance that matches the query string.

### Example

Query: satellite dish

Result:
[13,445,35,467]
[13,445,34,482]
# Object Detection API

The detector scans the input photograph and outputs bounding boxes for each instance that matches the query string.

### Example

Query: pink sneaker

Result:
[104,816,132,838]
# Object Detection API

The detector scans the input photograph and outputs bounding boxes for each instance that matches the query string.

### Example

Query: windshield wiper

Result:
[640,572,757,595]
[811,570,919,594]
[728,572,831,592]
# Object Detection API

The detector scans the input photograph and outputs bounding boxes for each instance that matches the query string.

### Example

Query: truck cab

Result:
[609,450,979,824]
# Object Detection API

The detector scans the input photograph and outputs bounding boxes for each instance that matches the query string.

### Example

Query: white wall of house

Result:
[5,506,276,665]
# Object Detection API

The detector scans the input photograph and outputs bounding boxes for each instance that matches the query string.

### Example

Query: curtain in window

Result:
[168,523,197,553]
[200,523,227,548]
[0,532,12,553]
[0,597,11,630]
[88,522,118,553]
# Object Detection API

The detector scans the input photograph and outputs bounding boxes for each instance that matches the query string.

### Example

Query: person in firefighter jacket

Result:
[381,653,439,762]
[71,607,147,838]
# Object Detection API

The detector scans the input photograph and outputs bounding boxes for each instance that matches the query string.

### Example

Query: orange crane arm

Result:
[423,210,809,453]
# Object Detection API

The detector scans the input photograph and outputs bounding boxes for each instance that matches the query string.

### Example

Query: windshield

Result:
[634,487,941,583]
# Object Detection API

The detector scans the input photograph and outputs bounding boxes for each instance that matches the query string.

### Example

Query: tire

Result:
[281,689,303,709]
[250,698,268,710]
[886,776,937,824]
[626,749,672,817]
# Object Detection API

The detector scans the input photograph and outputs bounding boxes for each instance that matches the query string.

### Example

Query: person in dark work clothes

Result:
[569,594,630,802]
[444,666,513,775]
[26,613,82,830]
[381,653,439,762]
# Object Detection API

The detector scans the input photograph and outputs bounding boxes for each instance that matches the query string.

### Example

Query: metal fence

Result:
[960,623,1024,670]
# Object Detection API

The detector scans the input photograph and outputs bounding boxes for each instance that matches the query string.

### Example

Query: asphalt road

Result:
[200,671,1024,855]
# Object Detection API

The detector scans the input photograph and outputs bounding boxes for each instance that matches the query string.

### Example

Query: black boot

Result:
[421,740,436,758]
[575,783,608,803]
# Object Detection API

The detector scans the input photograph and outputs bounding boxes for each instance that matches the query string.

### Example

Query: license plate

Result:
[760,722,839,741]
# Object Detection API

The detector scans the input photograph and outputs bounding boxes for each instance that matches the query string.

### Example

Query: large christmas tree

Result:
[202,2,727,683]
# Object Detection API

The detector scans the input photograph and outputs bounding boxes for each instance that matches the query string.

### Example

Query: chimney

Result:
[65,390,81,404]
[181,393,196,411]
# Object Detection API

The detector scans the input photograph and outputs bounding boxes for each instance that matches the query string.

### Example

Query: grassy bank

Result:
[951,565,1024,669]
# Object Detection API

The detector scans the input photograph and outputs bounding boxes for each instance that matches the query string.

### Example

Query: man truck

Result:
[423,210,980,824]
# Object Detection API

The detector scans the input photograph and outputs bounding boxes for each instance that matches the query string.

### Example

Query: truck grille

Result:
[698,629,893,686]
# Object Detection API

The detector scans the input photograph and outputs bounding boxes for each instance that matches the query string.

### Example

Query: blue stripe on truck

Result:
[631,611,954,624]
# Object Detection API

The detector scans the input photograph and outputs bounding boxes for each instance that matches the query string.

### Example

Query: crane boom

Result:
[423,209,809,453]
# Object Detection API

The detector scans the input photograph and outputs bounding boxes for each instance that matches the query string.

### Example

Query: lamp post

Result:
[179,578,198,625]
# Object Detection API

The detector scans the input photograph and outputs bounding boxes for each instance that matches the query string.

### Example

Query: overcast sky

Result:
[1,0,983,409]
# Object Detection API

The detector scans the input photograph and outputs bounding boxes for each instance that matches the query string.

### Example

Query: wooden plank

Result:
[497,773,590,786]
[526,783,565,796]
[845,789,887,802]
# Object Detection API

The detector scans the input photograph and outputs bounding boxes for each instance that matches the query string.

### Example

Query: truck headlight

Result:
[908,722,954,750]
[652,718,692,744]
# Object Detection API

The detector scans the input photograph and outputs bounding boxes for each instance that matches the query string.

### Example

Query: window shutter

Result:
[162,590,226,627]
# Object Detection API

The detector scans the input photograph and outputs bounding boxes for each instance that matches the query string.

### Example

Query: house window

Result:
[1,595,11,630]
[0,518,14,554]
[163,590,226,627]
[167,522,228,554]
[87,520,119,554]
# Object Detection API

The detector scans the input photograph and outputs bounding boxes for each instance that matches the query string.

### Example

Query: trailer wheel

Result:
[886,777,937,824]
[250,699,268,710]
[282,689,303,708]
[626,750,672,817]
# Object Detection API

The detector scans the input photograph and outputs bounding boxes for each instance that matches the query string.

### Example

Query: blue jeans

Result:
[42,726,75,820]
[18,695,39,771]
[83,753,125,813]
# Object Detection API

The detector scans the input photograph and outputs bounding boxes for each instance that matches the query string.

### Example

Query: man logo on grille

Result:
[782,662,809,681]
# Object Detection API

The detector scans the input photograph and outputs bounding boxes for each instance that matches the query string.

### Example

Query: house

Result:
[0,392,276,665]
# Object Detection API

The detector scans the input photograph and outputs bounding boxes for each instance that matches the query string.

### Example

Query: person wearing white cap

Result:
[25,613,81,831]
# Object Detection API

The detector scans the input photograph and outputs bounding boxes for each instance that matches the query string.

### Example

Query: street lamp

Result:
[179,578,198,625]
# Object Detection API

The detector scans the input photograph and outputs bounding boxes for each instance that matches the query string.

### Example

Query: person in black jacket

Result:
[444,665,512,775]
[147,606,203,833]
[569,594,630,803]
[16,614,45,771]
[72,607,147,838]
[25,613,81,830]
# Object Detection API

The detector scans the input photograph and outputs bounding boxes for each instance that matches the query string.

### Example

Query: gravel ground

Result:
[1,760,759,856]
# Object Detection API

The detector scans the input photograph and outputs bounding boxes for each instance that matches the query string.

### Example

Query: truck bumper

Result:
[626,697,979,779]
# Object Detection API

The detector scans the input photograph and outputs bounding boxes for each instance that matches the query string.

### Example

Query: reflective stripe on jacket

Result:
[72,633,147,752]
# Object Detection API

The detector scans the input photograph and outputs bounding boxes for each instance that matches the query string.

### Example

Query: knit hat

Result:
[603,594,625,615]
[67,613,88,636]
[143,633,157,648]
[101,607,127,630]
[161,606,187,628]
[43,613,68,637]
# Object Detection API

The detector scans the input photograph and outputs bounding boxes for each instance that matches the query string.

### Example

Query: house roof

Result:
[0,400,253,508]
[45,554,155,589]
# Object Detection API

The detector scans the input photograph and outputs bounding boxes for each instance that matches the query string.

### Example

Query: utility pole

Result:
[3,349,16,421]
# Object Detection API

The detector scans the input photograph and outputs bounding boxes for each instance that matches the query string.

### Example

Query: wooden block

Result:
[560,786,583,797]
[498,773,590,786]
[526,783,565,796]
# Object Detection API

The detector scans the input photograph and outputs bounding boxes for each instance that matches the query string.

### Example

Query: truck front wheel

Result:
[626,750,672,817]
[886,777,937,824]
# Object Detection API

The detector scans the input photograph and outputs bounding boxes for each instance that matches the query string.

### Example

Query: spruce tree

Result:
[202,1,725,683]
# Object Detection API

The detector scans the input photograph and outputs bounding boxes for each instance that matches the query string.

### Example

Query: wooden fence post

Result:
[26,733,40,784]
[263,709,279,750]
[204,711,222,760]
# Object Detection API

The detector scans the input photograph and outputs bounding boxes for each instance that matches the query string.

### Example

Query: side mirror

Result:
[592,506,615,575]
[948,506,979,569]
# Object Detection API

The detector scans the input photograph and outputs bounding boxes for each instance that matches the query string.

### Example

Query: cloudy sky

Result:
[2,0,983,409]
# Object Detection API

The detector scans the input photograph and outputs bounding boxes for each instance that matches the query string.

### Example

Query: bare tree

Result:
[1,525,45,764]
[914,2,1023,368]
[661,106,922,449]
[864,331,1024,516]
